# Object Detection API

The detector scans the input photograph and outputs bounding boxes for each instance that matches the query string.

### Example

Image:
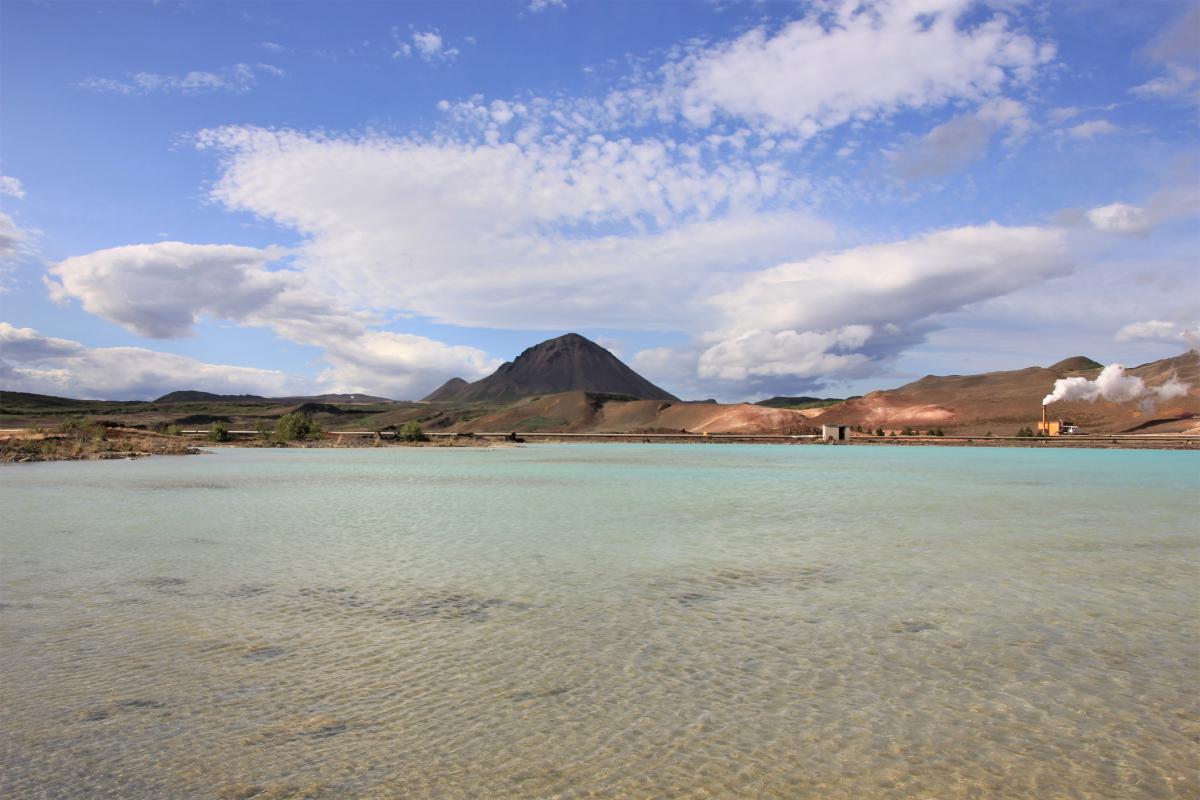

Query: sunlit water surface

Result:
[1,445,1197,799]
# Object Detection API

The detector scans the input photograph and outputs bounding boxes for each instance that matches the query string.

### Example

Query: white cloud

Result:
[1086,203,1154,236]
[1132,5,1200,105]
[45,241,500,398]
[1066,119,1119,139]
[194,125,834,331]
[1132,64,1200,104]
[666,0,1052,136]
[0,211,32,262]
[888,98,1029,180]
[0,176,25,199]
[1115,319,1199,347]
[394,30,459,62]
[528,0,566,11]
[78,63,284,95]
[1047,106,1080,123]
[695,224,1072,389]
[0,322,297,400]
[47,242,295,338]
[698,327,875,381]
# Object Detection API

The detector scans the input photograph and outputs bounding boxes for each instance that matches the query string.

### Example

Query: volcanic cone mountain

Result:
[423,333,678,403]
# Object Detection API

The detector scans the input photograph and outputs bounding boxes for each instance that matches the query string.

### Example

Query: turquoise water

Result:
[1,444,1197,798]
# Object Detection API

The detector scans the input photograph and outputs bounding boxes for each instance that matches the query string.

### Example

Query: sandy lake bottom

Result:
[2,444,1197,799]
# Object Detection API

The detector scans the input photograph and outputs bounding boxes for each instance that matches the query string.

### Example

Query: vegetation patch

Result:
[274,412,324,442]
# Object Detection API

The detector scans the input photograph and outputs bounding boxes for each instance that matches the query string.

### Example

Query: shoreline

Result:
[4,428,1197,462]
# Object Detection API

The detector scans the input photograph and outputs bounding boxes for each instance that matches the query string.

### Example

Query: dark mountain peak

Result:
[422,377,470,402]
[154,390,267,404]
[1048,356,1103,373]
[430,333,677,403]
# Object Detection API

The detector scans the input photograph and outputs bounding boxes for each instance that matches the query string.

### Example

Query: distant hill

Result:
[423,377,470,402]
[808,351,1199,435]
[153,391,393,404]
[154,391,269,404]
[423,333,678,403]
[755,395,846,409]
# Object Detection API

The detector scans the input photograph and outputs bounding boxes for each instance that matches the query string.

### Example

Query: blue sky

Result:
[1,0,1197,400]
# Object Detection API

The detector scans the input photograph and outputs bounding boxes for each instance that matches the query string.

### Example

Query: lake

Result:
[1,444,1197,798]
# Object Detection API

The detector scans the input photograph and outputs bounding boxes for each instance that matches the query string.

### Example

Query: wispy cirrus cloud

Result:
[1132,4,1200,105]
[78,63,285,95]
[0,176,25,199]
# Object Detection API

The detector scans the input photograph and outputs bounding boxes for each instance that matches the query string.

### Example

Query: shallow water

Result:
[1,444,1197,799]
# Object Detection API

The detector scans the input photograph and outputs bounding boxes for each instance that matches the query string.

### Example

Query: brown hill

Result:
[449,392,814,435]
[809,351,1200,435]
[427,333,677,403]
[423,377,470,402]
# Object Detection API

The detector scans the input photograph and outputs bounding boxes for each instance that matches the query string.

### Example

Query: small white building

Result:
[821,424,848,441]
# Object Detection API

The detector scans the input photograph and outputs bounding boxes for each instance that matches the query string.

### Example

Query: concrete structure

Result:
[821,424,848,441]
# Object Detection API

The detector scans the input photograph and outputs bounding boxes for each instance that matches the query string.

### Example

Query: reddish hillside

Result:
[809,351,1199,435]
[452,392,814,435]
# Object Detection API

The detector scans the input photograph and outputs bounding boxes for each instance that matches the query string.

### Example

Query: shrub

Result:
[162,424,182,437]
[874,427,884,437]
[275,412,322,441]
[60,416,104,441]
[396,420,429,442]
[207,423,231,442]
[901,426,914,436]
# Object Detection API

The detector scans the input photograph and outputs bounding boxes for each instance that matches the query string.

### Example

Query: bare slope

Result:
[426,333,678,403]
[450,392,813,435]
[809,351,1199,435]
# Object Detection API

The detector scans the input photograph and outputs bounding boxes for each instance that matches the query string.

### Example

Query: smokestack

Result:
[1042,405,1047,431]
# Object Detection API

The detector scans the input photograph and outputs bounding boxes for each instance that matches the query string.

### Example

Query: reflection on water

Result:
[1,445,1197,799]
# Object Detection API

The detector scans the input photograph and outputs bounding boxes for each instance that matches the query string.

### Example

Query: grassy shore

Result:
[0,430,201,463]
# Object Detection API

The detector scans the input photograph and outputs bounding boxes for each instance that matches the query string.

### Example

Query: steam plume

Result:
[1043,363,1191,410]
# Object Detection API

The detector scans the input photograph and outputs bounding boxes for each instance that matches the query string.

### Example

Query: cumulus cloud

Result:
[1087,203,1154,236]
[528,0,566,11]
[0,322,297,400]
[1085,171,1200,237]
[0,176,24,199]
[45,241,500,398]
[78,63,284,95]
[394,30,459,62]
[666,0,1052,136]
[47,242,293,338]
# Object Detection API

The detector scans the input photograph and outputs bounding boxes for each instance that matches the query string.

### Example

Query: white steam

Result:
[1042,363,1191,410]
